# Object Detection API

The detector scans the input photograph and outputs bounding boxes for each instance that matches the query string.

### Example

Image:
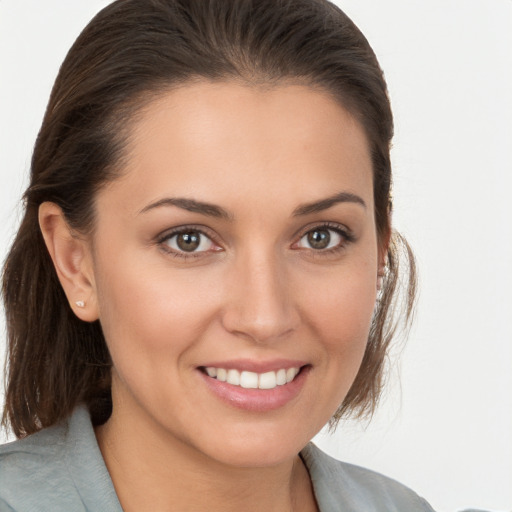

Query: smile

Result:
[198,363,310,411]
[204,367,301,390]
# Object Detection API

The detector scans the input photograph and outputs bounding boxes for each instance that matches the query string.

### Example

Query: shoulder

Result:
[0,416,82,511]
[0,406,121,512]
[301,443,436,512]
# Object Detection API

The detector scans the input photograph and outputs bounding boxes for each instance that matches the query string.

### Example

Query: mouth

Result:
[199,366,303,390]
[197,360,310,411]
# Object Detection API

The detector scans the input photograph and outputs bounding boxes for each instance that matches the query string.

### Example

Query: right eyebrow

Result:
[138,197,233,220]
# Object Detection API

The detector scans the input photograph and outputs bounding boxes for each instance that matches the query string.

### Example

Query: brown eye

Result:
[297,227,344,251]
[163,230,215,253]
[177,232,200,252]
[307,229,331,249]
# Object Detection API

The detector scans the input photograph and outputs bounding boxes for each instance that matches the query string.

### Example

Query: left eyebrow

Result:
[292,192,366,216]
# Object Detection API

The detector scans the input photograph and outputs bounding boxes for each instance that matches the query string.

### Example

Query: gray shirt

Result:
[0,405,435,511]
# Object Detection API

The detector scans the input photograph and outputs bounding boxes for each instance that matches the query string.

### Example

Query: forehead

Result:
[100,81,374,216]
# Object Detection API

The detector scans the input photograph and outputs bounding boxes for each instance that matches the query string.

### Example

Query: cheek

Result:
[93,251,222,372]
[300,263,377,344]
[319,287,375,381]
[291,264,377,429]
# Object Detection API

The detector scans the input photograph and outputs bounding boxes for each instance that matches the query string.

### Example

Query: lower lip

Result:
[198,367,310,412]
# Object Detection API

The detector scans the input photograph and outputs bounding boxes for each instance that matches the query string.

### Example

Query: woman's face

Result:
[89,82,380,467]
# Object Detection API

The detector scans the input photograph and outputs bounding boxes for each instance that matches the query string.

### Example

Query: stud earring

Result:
[75,300,85,308]
[377,269,385,291]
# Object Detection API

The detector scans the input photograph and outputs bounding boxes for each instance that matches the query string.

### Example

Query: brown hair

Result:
[2,0,416,438]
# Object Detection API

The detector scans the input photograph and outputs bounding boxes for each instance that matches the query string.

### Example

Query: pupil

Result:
[308,229,330,249]
[177,232,200,252]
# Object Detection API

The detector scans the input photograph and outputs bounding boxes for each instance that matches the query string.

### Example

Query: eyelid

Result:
[154,221,355,259]
[293,221,355,244]
[156,224,223,257]
[291,222,356,257]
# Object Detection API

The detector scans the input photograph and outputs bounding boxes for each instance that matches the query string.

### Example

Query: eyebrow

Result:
[139,191,366,219]
[139,197,233,220]
[292,192,366,216]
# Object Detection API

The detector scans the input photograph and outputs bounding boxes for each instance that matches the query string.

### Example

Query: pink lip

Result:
[197,363,311,412]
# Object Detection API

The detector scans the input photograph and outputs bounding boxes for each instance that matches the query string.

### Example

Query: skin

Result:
[40,82,382,511]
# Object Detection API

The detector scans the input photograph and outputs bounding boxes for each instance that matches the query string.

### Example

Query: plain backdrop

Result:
[1,2,511,511]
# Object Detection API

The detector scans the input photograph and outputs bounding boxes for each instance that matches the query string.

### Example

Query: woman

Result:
[0,0,429,510]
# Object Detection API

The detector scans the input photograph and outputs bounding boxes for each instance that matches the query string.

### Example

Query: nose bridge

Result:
[222,244,298,343]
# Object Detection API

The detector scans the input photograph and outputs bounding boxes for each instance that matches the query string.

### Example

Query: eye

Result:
[296,226,347,251]
[161,229,216,254]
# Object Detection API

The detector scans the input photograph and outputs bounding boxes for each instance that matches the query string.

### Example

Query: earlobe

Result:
[38,202,99,322]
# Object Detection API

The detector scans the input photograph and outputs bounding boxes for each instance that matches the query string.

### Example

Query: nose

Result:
[220,250,300,344]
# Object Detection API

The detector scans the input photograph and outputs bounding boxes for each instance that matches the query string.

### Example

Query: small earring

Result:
[75,300,85,308]
[377,270,385,291]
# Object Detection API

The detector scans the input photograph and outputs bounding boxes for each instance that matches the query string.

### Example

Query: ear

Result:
[38,202,99,322]
[377,223,392,291]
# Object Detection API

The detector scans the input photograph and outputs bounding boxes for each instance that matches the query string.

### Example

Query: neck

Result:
[95,404,318,512]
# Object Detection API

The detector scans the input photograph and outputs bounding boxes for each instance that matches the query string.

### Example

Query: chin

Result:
[184,417,318,469]
[208,438,305,469]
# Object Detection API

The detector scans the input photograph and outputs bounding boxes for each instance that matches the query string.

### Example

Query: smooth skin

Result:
[39,82,383,512]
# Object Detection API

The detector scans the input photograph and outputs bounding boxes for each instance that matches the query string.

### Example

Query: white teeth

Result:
[226,369,240,386]
[258,371,277,389]
[286,367,299,383]
[204,366,301,389]
[240,371,259,389]
[206,367,217,378]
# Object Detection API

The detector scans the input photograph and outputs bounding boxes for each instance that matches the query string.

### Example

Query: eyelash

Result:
[295,222,355,256]
[156,225,220,260]
[156,222,355,260]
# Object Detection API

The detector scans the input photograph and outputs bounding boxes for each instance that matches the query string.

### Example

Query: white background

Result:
[1,1,511,511]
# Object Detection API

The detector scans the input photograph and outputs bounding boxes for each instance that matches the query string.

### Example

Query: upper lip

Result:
[198,359,308,373]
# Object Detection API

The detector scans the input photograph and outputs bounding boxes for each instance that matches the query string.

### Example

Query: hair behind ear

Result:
[2,206,112,438]
[330,230,417,427]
